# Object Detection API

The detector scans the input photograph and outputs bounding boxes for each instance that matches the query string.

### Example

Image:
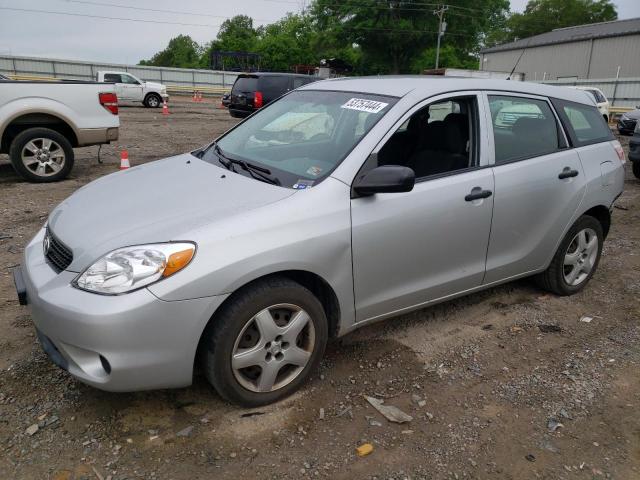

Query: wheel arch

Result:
[582,204,611,238]
[144,92,162,104]
[194,269,342,372]
[1,112,78,152]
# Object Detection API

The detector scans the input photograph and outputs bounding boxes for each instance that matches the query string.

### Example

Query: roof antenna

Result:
[507,37,532,80]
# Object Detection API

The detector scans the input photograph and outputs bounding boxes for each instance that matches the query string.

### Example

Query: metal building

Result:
[479,17,640,81]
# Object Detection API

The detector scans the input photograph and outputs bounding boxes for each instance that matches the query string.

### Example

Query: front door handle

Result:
[558,167,579,179]
[465,187,493,202]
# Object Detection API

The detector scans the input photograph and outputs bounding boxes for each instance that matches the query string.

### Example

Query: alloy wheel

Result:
[21,138,65,177]
[563,227,598,286]
[231,303,316,393]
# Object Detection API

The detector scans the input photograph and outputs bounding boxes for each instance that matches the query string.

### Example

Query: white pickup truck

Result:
[96,71,169,108]
[0,79,119,182]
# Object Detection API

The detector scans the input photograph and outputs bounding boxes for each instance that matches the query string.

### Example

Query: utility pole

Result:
[433,5,448,69]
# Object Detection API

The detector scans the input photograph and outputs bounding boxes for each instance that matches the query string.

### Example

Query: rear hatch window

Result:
[232,77,258,93]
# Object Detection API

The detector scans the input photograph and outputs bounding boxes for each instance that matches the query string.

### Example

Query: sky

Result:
[0,0,638,64]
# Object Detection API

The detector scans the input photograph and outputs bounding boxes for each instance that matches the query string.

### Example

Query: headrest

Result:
[421,121,445,150]
[443,123,465,154]
[444,113,469,137]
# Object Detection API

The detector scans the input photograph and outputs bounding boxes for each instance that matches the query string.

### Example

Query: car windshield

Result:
[209,90,398,188]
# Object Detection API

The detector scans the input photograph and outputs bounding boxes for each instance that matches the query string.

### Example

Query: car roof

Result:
[300,76,594,105]
[238,72,313,79]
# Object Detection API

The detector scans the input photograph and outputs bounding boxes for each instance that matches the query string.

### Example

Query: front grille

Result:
[45,229,73,272]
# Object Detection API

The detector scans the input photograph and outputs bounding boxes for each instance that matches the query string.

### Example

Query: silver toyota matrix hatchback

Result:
[14,77,625,406]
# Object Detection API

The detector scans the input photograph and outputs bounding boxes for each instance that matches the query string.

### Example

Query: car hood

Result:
[47,154,295,272]
[623,109,640,120]
[144,81,165,91]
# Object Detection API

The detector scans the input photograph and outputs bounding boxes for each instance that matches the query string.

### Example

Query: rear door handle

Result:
[558,167,579,179]
[465,187,493,202]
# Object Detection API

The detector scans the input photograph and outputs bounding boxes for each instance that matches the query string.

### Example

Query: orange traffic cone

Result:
[198,92,203,102]
[119,150,130,170]
[162,101,169,115]
[192,92,197,102]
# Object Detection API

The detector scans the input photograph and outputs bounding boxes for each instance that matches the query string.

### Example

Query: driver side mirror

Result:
[353,165,415,197]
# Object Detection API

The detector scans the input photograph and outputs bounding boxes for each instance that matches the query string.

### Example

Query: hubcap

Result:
[149,96,159,107]
[21,138,65,177]
[563,228,598,286]
[231,303,315,393]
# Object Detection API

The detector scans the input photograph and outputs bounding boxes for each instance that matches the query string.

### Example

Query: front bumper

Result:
[19,228,228,392]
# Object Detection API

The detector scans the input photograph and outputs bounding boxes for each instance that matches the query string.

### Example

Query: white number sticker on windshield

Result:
[341,98,389,114]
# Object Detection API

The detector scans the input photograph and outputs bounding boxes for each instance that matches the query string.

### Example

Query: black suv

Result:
[228,73,317,118]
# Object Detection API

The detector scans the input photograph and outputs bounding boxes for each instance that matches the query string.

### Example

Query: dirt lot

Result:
[0,99,639,480]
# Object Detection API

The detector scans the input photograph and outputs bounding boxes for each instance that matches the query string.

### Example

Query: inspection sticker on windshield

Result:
[293,179,314,190]
[341,98,388,114]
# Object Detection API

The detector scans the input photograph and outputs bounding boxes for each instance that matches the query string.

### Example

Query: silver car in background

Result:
[14,77,625,406]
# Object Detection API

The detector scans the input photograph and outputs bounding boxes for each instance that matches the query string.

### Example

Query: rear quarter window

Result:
[553,99,613,146]
[258,76,290,98]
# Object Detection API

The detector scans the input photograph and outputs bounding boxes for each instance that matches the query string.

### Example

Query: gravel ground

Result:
[0,98,639,480]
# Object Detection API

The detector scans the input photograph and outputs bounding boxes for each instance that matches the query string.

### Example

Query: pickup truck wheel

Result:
[633,161,640,179]
[9,128,74,183]
[535,215,603,296]
[202,277,328,407]
[144,93,161,108]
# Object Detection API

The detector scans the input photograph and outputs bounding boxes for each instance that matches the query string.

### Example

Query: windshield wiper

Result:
[213,144,280,186]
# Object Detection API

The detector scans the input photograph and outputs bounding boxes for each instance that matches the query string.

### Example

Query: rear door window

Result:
[232,77,258,93]
[553,99,614,146]
[103,73,122,83]
[489,95,562,164]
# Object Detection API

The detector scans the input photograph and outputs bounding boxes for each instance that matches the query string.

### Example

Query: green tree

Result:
[139,34,202,68]
[503,0,617,42]
[310,0,509,74]
[203,15,259,69]
[256,13,317,71]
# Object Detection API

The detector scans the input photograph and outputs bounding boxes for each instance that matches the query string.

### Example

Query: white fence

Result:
[0,54,240,95]
[541,77,640,108]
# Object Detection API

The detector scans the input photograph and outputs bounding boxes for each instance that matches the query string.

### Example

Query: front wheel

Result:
[9,127,74,182]
[144,93,161,108]
[535,215,603,296]
[202,277,328,407]
[633,161,640,179]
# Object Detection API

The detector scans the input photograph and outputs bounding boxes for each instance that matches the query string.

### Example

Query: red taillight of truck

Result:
[99,92,119,115]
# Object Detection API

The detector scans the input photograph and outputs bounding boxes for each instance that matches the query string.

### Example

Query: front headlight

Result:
[74,242,195,294]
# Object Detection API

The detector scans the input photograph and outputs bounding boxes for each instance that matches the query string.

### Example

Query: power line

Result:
[0,7,220,27]
[59,0,277,23]
[0,5,479,36]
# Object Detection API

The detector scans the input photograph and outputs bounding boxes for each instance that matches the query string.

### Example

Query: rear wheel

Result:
[202,277,328,407]
[535,215,603,296]
[633,161,640,179]
[144,93,161,108]
[9,127,74,182]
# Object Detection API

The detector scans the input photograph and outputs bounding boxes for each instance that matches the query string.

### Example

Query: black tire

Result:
[144,93,162,108]
[9,128,74,183]
[633,161,640,179]
[535,215,603,296]
[202,276,328,407]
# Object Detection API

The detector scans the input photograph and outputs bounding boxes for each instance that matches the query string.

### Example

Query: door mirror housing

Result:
[353,165,415,197]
